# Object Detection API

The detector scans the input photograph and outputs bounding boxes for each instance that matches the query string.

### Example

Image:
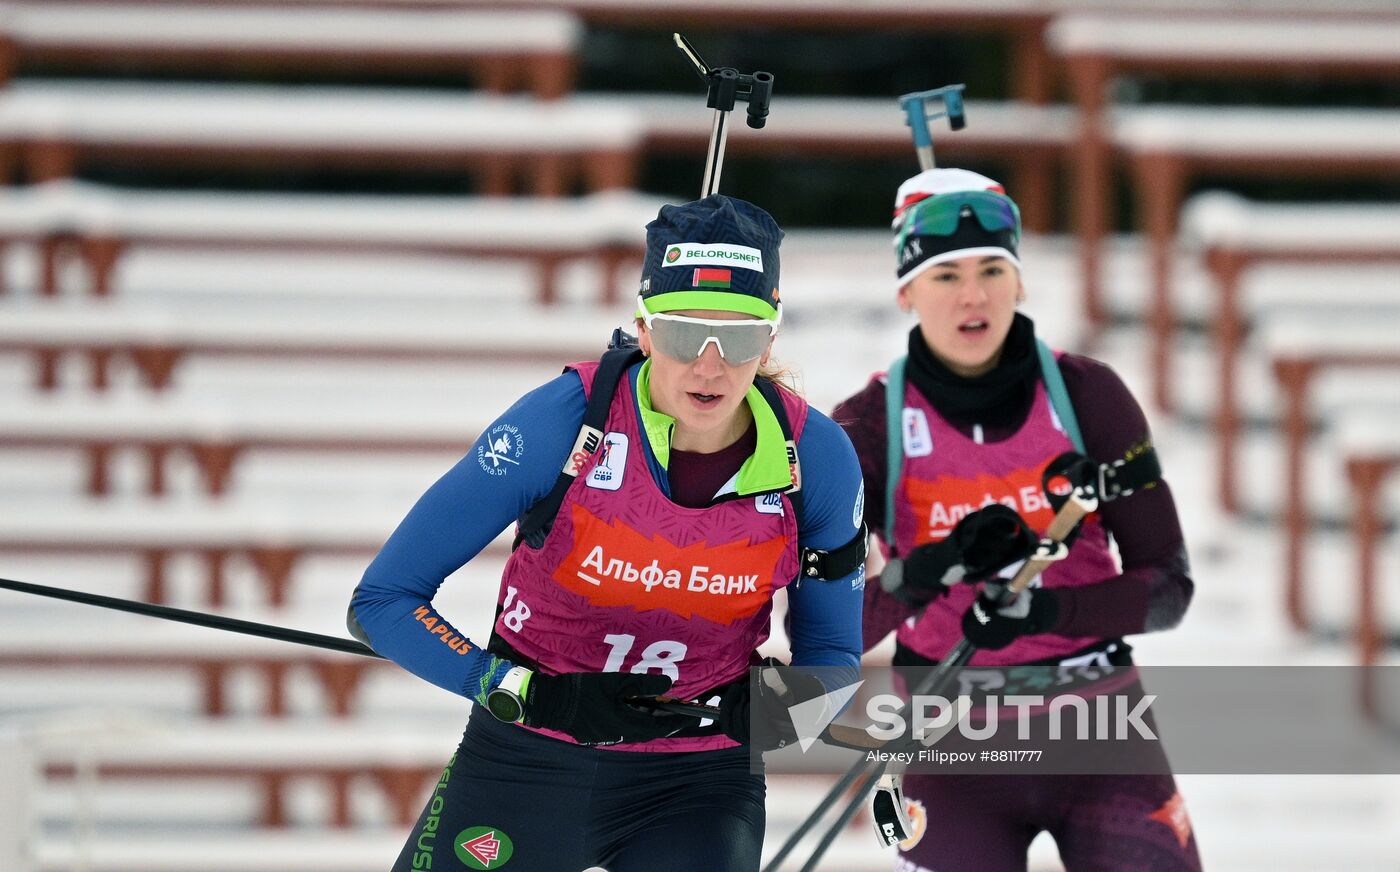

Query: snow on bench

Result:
[1334,405,1400,713]
[595,94,1076,233]
[0,180,665,303]
[0,297,612,392]
[0,389,498,497]
[0,613,408,719]
[1252,312,1400,635]
[1046,9,1400,325]
[1179,191,1400,512]
[0,4,583,97]
[0,497,514,606]
[1048,12,1400,67]
[0,80,644,196]
[35,719,460,826]
[1111,107,1400,415]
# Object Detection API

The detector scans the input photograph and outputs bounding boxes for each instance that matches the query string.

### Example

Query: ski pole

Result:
[0,576,381,659]
[672,32,774,197]
[770,485,1096,872]
[898,84,966,172]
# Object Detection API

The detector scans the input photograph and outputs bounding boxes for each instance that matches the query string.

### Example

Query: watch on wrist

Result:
[486,666,533,724]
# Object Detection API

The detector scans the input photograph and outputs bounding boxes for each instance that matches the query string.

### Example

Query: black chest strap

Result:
[753,377,867,584]
[514,329,644,550]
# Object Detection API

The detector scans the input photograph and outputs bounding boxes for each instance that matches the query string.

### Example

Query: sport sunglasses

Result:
[895,190,1022,247]
[638,297,780,364]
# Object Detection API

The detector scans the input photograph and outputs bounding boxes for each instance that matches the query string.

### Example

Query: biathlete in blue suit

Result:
[349,195,867,872]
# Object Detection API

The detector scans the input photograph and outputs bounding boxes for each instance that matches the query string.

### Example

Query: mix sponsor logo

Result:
[585,432,628,491]
[409,755,457,870]
[903,469,1057,545]
[411,606,472,655]
[552,503,786,624]
[454,826,514,869]
[902,408,933,457]
[565,427,602,477]
[662,242,764,271]
[477,424,525,477]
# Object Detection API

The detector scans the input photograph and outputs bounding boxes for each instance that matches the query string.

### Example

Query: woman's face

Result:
[637,309,773,451]
[898,254,1022,378]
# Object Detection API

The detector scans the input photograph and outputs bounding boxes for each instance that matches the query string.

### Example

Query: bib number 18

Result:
[601,633,687,681]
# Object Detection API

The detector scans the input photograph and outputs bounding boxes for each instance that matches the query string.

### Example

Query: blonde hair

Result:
[758,358,803,395]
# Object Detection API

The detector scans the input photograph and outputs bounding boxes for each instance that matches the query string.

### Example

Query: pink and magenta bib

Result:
[497,362,806,750]
[889,375,1120,666]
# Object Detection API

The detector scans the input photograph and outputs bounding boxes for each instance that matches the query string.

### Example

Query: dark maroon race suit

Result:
[835,316,1203,872]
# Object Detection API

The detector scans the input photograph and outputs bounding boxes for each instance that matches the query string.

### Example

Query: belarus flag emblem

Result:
[693,267,731,289]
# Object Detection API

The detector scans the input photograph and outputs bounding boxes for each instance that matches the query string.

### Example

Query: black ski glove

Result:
[960,583,1060,650]
[719,658,829,751]
[523,671,689,747]
[882,503,1039,606]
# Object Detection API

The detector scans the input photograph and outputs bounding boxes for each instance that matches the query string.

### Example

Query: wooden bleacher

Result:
[0,297,605,392]
[0,80,644,194]
[0,391,496,496]
[600,94,1076,233]
[1337,408,1400,718]
[1046,9,1400,326]
[1114,106,1400,412]
[1180,191,1400,512]
[0,499,514,606]
[0,4,584,97]
[38,720,458,827]
[3,4,1399,869]
[0,619,400,718]
[1261,315,1400,636]
[0,181,663,303]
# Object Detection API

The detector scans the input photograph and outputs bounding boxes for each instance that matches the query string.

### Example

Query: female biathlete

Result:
[349,195,867,872]
[834,168,1204,872]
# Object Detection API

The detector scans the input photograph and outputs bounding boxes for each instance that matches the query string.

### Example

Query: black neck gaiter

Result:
[904,312,1039,434]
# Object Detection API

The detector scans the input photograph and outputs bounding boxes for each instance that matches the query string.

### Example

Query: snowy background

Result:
[1,2,1398,870]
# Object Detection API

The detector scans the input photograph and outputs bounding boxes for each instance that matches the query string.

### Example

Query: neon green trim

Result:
[635,360,676,469]
[474,655,508,706]
[634,360,791,496]
[734,384,792,495]
[639,291,777,320]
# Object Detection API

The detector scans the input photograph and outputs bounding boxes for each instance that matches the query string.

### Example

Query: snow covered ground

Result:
[0,231,1397,871]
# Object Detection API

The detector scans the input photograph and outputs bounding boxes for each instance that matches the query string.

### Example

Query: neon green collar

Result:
[634,360,791,497]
